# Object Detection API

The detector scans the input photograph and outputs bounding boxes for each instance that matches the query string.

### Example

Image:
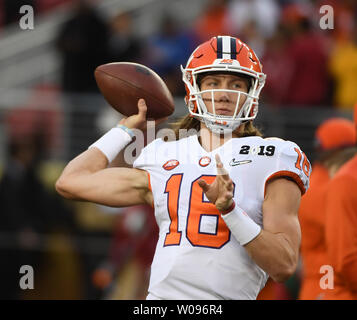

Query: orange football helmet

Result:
[181,36,266,134]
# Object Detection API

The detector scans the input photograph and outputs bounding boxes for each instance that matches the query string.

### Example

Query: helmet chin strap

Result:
[203,117,242,135]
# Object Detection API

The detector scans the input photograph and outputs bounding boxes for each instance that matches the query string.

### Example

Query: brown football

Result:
[94,62,175,119]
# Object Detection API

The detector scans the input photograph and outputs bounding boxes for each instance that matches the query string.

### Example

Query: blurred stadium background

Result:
[0,0,356,300]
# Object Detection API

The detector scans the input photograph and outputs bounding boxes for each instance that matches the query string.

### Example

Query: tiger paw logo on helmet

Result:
[181,36,266,135]
[218,59,235,65]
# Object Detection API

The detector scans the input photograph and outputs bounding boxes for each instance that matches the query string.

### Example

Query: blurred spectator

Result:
[36,0,72,14]
[56,0,109,93]
[281,7,330,107]
[227,0,280,56]
[261,24,293,106]
[192,0,230,42]
[143,14,198,96]
[324,106,357,300]
[108,11,143,63]
[92,205,158,299]
[0,121,75,299]
[6,85,64,156]
[263,3,332,107]
[228,0,280,38]
[329,25,357,110]
[298,118,356,300]
[55,0,110,158]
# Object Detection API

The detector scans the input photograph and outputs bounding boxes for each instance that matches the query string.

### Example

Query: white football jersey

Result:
[133,135,311,300]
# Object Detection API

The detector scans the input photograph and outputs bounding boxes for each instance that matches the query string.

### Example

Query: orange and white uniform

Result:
[324,155,357,300]
[133,135,310,300]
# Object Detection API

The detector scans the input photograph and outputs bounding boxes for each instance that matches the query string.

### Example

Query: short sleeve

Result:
[133,140,157,169]
[265,142,311,195]
[133,144,148,169]
[132,141,156,198]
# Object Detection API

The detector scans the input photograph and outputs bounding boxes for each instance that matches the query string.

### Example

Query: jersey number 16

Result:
[164,174,231,249]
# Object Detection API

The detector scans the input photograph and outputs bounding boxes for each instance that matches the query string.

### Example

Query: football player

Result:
[298,118,356,300]
[56,36,311,300]
[323,105,357,300]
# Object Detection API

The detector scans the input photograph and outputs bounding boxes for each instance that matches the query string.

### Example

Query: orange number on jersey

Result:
[294,148,310,177]
[164,174,183,246]
[186,175,231,248]
[294,148,302,170]
[164,174,231,249]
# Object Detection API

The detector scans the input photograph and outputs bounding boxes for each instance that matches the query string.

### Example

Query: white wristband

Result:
[221,203,261,246]
[88,127,133,163]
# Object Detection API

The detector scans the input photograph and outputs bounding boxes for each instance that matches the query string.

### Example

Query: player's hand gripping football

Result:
[119,99,168,130]
[198,154,234,213]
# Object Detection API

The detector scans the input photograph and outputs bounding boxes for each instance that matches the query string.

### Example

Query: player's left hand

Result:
[198,154,234,212]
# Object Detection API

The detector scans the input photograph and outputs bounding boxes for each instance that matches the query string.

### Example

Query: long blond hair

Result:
[171,114,263,140]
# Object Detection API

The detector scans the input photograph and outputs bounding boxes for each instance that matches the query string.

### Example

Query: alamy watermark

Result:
[319,265,334,290]
[19,265,34,290]
[319,5,334,30]
[19,5,34,30]
[119,122,234,167]
[17,5,334,31]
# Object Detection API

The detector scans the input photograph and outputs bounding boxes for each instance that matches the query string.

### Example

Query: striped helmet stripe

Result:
[217,36,237,59]
[230,37,237,59]
[216,36,223,58]
[221,36,231,59]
